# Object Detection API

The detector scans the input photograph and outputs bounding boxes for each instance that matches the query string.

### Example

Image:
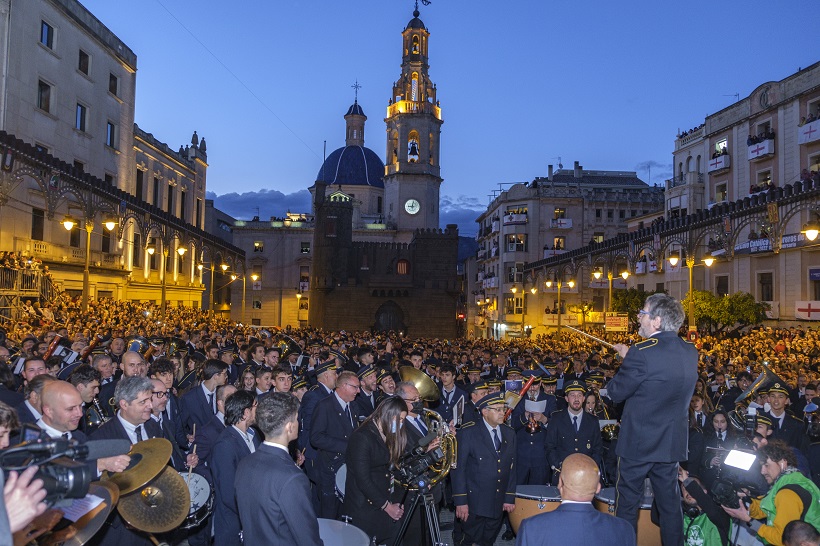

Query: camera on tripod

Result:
[0,425,94,505]
[394,445,444,491]
[710,448,761,509]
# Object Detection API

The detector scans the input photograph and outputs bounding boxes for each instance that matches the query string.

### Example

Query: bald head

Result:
[558,454,601,502]
[41,381,84,433]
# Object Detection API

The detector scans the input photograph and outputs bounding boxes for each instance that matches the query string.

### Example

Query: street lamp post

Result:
[546,275,574,335]
[242,273,259,324]
[669,251,714,333]
[63,214,117,313]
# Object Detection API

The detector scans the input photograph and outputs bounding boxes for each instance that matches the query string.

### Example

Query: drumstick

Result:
[187,444,197,483]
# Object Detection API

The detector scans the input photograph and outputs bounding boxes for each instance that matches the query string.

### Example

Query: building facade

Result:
[0,0,241,315]
[471,163,664,338]
[524,63,820,328]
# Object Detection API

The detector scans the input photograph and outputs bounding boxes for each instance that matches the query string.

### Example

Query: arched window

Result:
[397,259,410,275]
[411,72,419,102]
[390,131,399,164]
[686,156,693,173]
[412,36,419,54]
[407,130,420,163]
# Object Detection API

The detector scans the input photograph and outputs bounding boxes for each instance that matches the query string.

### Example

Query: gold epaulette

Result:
[309,385,319,391]
[501,422,513,429]
[459,422,475,430]
[635,338,659,350]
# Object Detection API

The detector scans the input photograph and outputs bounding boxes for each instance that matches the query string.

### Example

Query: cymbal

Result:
[102,438,172,495]
[39,481,120,546]
[118,466,190,534]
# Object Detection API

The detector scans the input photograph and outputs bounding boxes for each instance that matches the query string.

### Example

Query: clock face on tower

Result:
[404,199,421,215]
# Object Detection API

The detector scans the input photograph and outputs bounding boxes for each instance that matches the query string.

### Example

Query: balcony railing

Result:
[707,154,731,173]
[550,218,573,229]
[503,213,528,226]
[386,99,442,120]
[748,139,775,161]
[798,120,820,145]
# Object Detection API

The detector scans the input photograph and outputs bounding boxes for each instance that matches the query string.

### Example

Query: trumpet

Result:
[85,397,110,428]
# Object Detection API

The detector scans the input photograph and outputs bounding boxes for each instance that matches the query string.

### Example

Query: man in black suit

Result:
[545,380,603,484]
[211,390,260,546]
[148,378,199,472]
[437,364,468,424]
[218,348,239,385]
[452,391,517,546]
[236,392,321,545]
[609,293,698,546]
[194,384,235,479]
[515,453,635,546]
[179,359,228,435]
[351,365,378,418]
[89,376,162,546]
[16,374,56,425]
[298,359,337,510]
[310,369,360,519]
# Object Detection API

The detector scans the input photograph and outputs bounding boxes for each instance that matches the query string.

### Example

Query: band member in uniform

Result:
[511,376,551,487]
[311,369,360,519]
[235,393,321,546]
[609,293,698,546]
[352,365,379,418]
[344,396,408,543]
[211,390,260,546]
[452,391,516,546]
[437,364,467,424]
[544,380,603,485]
[299,359,337,511]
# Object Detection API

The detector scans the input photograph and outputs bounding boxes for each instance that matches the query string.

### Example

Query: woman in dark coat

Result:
[343,396,408,543]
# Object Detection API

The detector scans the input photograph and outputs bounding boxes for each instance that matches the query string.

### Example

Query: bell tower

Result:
[383,5,443,233]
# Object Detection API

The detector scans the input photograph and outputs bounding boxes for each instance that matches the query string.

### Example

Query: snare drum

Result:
[509,485,561,534]
[317,518,369,546]
[594,487,661,546]
[179,471,214,530]
[335,463,347,502]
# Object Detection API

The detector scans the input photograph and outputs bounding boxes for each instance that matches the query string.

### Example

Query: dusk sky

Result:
[81,0,816,236]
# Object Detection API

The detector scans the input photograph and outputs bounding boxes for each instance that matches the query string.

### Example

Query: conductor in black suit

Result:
[235,392,323,546]
[344,396,409,543]
[609,293,698,546]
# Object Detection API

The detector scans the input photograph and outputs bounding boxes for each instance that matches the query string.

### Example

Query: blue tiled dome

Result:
[316,146,384,188]
[406,9,426,30]
[346,101,365,116]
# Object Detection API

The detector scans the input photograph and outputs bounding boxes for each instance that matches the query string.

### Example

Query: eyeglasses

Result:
[637,310,650,317]
[344,383,360,390]
[152,391,167,398]
[485,406,506,413]
[402,397,421,403]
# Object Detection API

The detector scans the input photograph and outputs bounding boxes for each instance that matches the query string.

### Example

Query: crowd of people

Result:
[0,293,819,545]
[747,130,777,146]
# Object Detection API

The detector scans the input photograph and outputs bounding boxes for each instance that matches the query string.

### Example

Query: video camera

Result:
[710,447,763,508]
[0,425,129,505]
[393,430,444,491]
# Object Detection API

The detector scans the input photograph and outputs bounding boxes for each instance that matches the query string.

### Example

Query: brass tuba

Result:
[599,396,620,441]
[398,367,458,488]
[727,365,786,431]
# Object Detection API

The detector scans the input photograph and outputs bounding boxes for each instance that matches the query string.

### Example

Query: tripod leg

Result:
[392,492,422,546]
[422,493,442,546]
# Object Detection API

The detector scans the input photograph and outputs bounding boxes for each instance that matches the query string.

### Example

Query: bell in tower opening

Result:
[408,132,420,163]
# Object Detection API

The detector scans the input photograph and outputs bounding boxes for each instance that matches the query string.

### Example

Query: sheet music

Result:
[454,396,464,425]
[60,494,104,522]
[598,419,618,431]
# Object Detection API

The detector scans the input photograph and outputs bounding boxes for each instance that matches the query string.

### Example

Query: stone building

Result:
[0,0,241,315]
[470,163,664,338]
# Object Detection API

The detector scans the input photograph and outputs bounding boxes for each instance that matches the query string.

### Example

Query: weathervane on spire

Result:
[414,0,431,11]
[352,80,362,102]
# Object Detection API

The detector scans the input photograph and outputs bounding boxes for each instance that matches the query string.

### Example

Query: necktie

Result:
[61,432,69,440]
[344,405,353,427]
[492,428,501,451]
[573,415,579,432]
[135,425,143,442]
[416,416,428,435]
[208,392,215,414]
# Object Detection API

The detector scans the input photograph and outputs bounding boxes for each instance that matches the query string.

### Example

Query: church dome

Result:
[406,9,426,30]
[346,101,365,116]
[316,145,384,188]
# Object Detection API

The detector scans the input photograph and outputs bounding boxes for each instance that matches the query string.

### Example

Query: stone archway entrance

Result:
[374,300,406,333]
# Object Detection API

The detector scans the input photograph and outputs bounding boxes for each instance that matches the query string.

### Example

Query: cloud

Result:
[207,189,312,220]
[439,194,485,236]
[633,160,673,186]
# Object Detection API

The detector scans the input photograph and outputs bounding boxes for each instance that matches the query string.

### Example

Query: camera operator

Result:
[343,396,407,544]
[678,467,730,545]
[722,440,820,545]
[0,401,48,540]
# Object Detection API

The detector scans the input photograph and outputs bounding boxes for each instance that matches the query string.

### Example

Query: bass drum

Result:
[509,485,561,534]
[594,487,661,546]
[317,518,369,546]
[179,471,214,530]
[335,463,347,502]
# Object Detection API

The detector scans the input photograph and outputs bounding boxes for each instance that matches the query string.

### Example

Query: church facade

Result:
[231,7,459,337]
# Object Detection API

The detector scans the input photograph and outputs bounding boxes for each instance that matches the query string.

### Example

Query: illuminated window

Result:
[715,138,727,154]
[253,241,264,253]
[553,208,566,219]
[411,72,419,101]
[412,36,419,54]
[553,236,565,250]
[506,234,527,252]
[397,259,410,275]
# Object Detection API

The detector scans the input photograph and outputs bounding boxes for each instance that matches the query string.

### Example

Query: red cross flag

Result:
[795,301,820,320]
